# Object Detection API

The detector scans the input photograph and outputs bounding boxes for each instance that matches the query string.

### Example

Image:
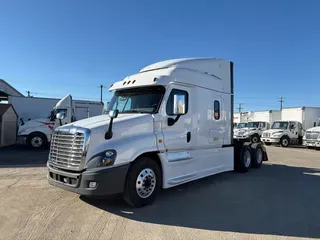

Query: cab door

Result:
[161,86,192,152]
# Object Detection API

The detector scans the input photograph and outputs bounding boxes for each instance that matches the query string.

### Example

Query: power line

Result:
[278,97,285,110]
[237,103,244,113]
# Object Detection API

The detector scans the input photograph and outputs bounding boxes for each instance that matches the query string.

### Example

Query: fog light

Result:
[89,182,97,188]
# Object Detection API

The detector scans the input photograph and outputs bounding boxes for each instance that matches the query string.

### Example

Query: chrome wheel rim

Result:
[256,148,263,164]
[31,137,42,147]
[136,168,156,198]
[252,137,258,143]
[244,150,251,168]
[282,139,288,146]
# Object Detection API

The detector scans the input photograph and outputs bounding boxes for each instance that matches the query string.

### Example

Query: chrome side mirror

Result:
[173,94,186,115]
[108,110,119,119]
[56,112,66,120]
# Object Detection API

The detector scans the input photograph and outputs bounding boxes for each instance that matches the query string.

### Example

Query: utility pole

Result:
[278,97,284,110]
[98,85,105,103]
[237,103,244,113]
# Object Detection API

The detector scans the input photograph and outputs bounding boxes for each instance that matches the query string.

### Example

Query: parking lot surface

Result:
[0,146,319,240]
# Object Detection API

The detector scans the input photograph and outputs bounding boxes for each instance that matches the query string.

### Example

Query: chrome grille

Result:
[263,132,271,137]
[49,131,85,169]
[305,132,319,140]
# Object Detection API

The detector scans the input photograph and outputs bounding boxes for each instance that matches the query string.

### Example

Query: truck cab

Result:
[261,121,303,147]
[303,120,320,149]
[234,121,269,143]
[17,94,76,148]
[46,58,267,207]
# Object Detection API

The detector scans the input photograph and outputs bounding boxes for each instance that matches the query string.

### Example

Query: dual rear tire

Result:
[235,143,264,172]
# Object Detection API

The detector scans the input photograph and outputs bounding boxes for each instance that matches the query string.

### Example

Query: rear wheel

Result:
[27,132,47,148]
[123,157,161,207]
[280,136,290,147]
[235,145,252,173]
[251,143,264,168]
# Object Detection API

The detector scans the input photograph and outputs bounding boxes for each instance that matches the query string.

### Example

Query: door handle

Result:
[187,132,191,143]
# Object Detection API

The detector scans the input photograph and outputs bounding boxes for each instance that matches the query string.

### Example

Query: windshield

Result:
[107,86,165,114]
[272,121,288,130]
[237,123,248,129]
[247,122,260,128]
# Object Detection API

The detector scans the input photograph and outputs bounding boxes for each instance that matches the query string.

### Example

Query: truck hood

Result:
[263,129,284,134]
[64,113,153,132]
[234,127,257,133]
[306,126,320,132]
[18,118,54,134]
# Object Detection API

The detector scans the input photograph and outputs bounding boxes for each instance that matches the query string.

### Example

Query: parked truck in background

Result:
[17,94,103,148]
[261,107,320,147]
[233,110,280,143]
[234,121,269,143]
[303,118,320,149]
[46,58,268,207]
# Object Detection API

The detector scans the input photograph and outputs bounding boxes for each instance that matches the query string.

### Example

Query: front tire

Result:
[280,136,290,147]
[123,157,161,207]
[27,133,47,149]
[251,134,260,143]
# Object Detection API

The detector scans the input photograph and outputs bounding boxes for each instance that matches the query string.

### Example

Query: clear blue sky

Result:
[1,0,319,111]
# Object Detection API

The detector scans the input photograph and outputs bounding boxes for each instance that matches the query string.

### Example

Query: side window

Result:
[261,122,266,128]
[166,89,188,116]
[214,100,220,120]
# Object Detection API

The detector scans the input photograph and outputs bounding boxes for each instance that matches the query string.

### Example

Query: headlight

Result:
[272,133,282,137]
[86,150,117,169]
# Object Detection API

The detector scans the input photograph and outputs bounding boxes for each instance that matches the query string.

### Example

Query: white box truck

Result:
[261,107,320,147]
[9,95,103,122]
[233,110,280,143]
[303,118,320,149]
[17,94,103,148]
[47,58,268,207]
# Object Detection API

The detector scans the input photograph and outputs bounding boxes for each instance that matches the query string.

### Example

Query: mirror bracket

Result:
[168,115,181,126]
[105,110,119,140]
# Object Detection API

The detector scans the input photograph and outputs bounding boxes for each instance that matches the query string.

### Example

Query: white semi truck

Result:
[261,107,320,147]
[234,110,281,143]
[303,119,320,149]
[17,94,103,148]
[47,58,268,207]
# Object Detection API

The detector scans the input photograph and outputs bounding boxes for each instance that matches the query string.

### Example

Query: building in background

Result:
[0,79,24,101]
[0,104,18,147]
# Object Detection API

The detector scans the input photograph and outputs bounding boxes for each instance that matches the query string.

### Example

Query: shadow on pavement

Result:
[0,145,49,167]
[82,164,320,239]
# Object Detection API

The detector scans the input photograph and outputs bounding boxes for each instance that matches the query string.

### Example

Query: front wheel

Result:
[280,136,290,147]
[27,133,47,148]
[251,134,260,143]
[123,157,161,207]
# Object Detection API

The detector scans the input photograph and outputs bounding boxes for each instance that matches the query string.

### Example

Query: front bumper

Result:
[261,137,280,143]
[234,135,250,140]
[303,140,320,148]
[17,135,27,145]
[47,162,130,197]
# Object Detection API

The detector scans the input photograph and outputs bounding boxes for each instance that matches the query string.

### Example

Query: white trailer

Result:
[9,96,103,122]
[253,110,281,123]
[262,107,320,147]
[17,94,103,148]
[46,58,268,207]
